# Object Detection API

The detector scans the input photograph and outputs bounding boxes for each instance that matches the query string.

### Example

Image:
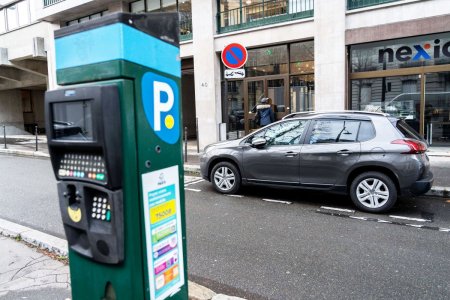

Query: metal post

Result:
[3,125,6,149]
[35,125,38,151]
[196,117,199,153]
[184,126,188,163]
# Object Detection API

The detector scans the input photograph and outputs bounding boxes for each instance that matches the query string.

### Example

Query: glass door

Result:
[244,76,289,134]
[244,79,264,133]
[267,77,289,121]
[424,72,450,146]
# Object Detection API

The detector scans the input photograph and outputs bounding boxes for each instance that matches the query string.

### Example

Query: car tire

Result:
[211,162,241,194]
[350,171,397,213]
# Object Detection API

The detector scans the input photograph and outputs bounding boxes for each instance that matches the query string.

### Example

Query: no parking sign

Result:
[221,43,248,69]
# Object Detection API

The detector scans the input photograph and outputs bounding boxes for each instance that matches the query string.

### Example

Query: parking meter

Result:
[45,13,188,300]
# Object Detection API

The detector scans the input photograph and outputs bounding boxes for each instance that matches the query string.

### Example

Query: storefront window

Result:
[290,74,314,112]
[225,81,245,138]
[351,75,421,130]
[290,41,314,74]
[351,33,450,73]
[245,45,288,77]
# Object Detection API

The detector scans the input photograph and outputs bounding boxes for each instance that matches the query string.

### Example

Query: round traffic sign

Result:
[221,43,248,69]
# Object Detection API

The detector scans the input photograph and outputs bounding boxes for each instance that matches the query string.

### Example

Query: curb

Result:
[0,217,244,300]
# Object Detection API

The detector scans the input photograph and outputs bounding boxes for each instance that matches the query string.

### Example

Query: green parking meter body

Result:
[45,13,188,300]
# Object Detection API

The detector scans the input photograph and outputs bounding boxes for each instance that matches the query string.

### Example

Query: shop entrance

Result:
[244,75,289,133]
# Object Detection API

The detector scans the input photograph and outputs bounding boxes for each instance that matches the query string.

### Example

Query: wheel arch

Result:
[347,165,400,195]
[207,156,242,181]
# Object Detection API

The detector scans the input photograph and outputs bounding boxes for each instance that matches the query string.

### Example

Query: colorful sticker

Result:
[142,166,185,300]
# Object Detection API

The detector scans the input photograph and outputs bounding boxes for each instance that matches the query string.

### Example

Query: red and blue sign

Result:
[221,43,248,69]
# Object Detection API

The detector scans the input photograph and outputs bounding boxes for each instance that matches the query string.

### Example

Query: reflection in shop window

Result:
[245,45,288,77]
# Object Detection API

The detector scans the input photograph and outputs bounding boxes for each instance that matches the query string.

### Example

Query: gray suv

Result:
[200,111,433,213]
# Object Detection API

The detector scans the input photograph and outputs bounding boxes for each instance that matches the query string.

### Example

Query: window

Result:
[248,120,307,145]
[0,10,6,33]
[66,11,108,26]
[131,0,145,12]
[357,121,375,142]
[290,41,314,74]
[6,4,19,30]
[17,1,29,27]
[309,120,360,144]
[245,45,289,77]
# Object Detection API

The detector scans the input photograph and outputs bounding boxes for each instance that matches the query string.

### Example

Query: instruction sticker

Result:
[142,166,185,300]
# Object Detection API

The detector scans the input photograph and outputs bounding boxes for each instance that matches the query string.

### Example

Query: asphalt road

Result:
[1,155,450,299]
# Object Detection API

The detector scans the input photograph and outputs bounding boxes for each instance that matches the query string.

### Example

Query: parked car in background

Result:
[200,111,433,213]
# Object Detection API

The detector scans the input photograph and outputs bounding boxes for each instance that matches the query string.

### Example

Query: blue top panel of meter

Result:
[55,13,180,78]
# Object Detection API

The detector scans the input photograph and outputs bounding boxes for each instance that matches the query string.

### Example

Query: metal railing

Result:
[217,0,314,34]
[180,13,193,41]
[43,0,66,8]
[347,0,403,10]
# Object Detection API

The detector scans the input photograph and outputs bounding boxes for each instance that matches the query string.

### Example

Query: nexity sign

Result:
[378,38,450,63]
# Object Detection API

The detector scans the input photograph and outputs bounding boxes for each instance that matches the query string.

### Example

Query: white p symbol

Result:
[153,81,174,131]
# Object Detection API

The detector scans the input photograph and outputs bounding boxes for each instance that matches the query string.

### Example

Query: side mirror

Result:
[251,137,267,148]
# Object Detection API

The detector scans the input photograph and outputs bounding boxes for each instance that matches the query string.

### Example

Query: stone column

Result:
[314,0,347,110]
[191,0,222,149]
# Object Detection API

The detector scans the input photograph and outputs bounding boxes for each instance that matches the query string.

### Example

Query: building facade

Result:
[1,0,449,148]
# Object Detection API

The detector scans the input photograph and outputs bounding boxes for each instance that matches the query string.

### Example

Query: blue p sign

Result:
[142,72,180,144]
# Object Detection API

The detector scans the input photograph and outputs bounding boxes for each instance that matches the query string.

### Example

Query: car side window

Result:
[357,121,376,142]
[309,120,360,144]
[264,120,307,146]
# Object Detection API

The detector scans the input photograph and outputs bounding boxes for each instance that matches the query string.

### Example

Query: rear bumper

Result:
[409,172,434,195]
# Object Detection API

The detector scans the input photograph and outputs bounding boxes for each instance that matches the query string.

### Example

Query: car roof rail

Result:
[282,110,390,120]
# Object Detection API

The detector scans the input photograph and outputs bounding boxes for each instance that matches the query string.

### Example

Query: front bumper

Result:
[409,171,434,195]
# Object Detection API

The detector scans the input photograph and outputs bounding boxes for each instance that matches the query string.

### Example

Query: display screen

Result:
[52,100,94,141]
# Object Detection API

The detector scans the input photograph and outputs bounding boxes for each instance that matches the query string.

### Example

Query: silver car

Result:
[200,111,434,213]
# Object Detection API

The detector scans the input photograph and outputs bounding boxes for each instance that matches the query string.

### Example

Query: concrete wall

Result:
[0,90,26,134]
[314,0,346,110]
[191,0,222,149]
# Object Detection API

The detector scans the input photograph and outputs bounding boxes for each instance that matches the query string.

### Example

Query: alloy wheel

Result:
[213,166,236,192]
[356,178,390,209]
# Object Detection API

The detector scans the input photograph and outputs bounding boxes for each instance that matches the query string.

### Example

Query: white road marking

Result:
[349,216,367,220]
[407,224,424,228]
[184,179,204,187]
[320,206,355,213]
[262,198,292,204]
[389,215,431,222]
[226,194,244,198]
[185,188,201,192]
[439,228,450,232]
[377,219,392,223]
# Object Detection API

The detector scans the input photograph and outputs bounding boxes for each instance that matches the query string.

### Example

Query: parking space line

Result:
[389,215,431,222]
[262,199,292,204]
[226,195,243,198]
[185,188,201,192]
[184,179,204,187]
[316,210,449,234]
[320,206,355,213]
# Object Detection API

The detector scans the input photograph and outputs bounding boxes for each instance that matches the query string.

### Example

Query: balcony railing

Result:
[180,13,192,41]
[347,0,403,10]
[217,0,314,34]
[44,0,66,8]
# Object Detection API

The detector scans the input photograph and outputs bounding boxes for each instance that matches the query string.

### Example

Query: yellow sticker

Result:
[68,206,82,223]
[150,200,176,224]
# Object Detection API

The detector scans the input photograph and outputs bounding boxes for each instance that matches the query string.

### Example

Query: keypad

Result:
[91,196,111,222]
[58,153,107,182]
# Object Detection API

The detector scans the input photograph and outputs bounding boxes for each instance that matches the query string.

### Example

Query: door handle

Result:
[285,151,299,157]
[337,150,352,156]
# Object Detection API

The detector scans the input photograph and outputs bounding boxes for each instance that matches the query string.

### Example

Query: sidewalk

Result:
[0,218,244,300]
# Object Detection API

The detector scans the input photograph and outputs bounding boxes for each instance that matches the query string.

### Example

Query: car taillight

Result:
[391,139,427,154]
